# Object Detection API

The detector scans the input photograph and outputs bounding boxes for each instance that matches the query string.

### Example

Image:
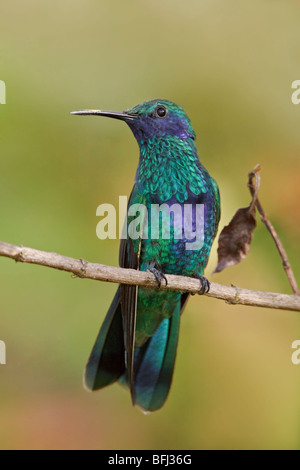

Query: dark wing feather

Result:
[180,292,190,315]
[119,187,145,404]
[119,237,139,403]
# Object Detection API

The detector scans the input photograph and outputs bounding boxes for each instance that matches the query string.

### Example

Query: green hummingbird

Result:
[71,100,220,412]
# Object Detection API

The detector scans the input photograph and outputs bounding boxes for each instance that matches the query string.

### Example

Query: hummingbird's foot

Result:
[148,262,168,288]
[191,274,210,295]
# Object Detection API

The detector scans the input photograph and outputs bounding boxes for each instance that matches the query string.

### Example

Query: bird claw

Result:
[148,262,168,288]
[191,274,210,295]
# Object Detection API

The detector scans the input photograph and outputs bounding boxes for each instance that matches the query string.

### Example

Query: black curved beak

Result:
[70,109,137,121]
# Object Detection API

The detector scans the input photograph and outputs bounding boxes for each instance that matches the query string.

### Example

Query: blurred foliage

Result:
[0,0,300,450]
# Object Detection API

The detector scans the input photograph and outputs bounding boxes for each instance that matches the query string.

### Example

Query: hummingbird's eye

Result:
[156,106,167,118]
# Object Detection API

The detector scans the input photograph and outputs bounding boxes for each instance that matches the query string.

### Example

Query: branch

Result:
[248,165,300,296]
[0,241,299,312]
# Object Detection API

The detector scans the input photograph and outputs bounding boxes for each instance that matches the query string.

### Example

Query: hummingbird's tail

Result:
[126,301,181,413]
[84,288,125,391]
[84,288,182,412]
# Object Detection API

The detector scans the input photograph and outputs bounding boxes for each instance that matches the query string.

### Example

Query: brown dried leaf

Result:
[214,205,257,273]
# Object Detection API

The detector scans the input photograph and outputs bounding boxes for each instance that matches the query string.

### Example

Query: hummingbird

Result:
[71,100,220,412]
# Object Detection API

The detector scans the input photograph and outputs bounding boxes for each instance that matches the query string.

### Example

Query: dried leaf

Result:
[214,205,257,273]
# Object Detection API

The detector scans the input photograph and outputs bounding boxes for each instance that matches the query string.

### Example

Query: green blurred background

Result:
[0,0,300,450]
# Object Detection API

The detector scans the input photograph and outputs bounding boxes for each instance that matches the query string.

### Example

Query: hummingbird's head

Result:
[124,99,195,141]
[71,99,196,143]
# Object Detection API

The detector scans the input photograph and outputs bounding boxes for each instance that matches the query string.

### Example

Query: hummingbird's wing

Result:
[119,237,138,404]
[119,187,146,405]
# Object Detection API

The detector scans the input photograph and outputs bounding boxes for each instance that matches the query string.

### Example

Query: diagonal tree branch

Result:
[248,165,300,296]
[0,241,299,312]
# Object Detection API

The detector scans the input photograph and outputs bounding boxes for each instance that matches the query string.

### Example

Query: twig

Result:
[0,241,299,312]
[248,165,300,296]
